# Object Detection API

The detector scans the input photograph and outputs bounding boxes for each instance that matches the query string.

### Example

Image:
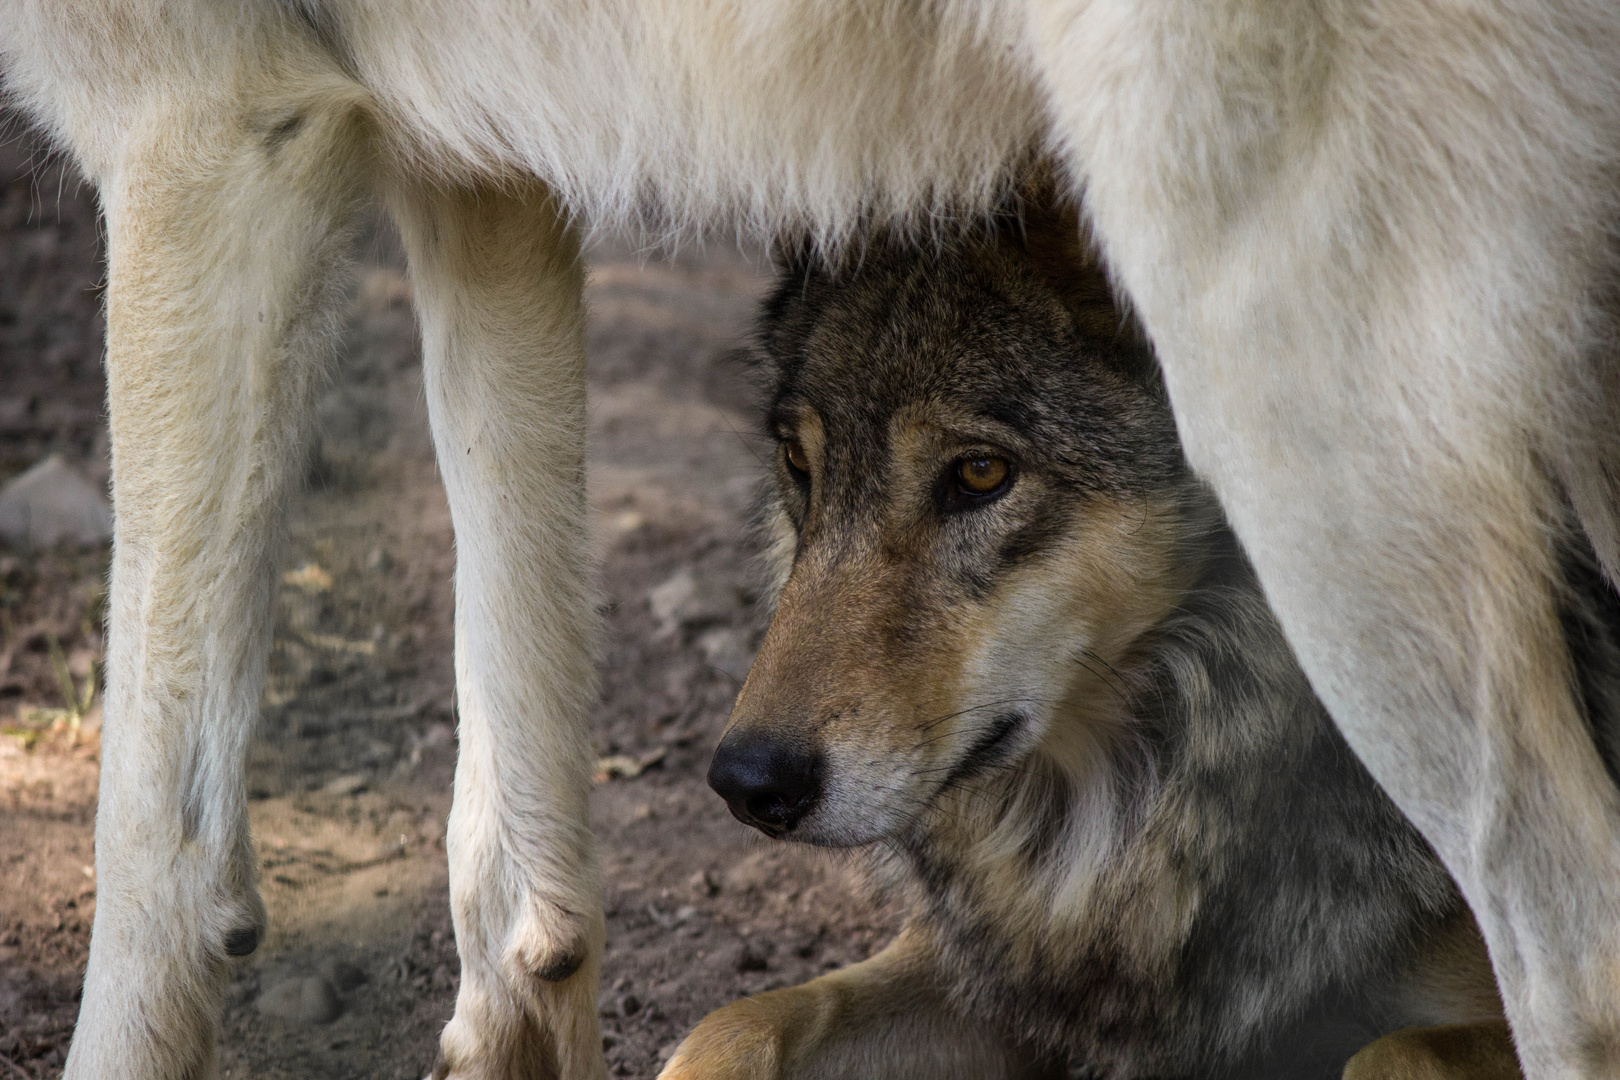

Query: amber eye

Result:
[784,439,811,476]
[956,456,1010,496]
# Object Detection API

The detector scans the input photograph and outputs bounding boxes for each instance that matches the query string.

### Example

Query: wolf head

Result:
[710,205,1214,845]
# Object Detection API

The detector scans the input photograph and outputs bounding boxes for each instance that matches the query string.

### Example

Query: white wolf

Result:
[1,2,1617,1078]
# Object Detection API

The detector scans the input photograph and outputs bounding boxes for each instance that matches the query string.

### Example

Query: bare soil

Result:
[0,119,896,1080]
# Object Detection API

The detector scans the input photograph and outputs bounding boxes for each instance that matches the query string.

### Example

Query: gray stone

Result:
[256,975,341,1024]
[647,568,739,638]
[0,455,112,548]
[321,773,368,797]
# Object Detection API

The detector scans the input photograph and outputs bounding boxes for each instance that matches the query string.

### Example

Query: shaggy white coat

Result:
[2,1,1618,1077]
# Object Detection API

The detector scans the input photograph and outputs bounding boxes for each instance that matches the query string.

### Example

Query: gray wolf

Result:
[1,2,1617,1077]
[669,210,1522,1080]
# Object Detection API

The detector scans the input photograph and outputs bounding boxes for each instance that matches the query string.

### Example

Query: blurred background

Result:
[0,113,896,1080]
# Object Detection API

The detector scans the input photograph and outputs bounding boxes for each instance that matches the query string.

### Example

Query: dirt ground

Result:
[0,120,898,1079]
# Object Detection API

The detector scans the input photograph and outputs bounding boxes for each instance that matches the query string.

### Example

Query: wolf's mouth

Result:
[938,712,1024,791]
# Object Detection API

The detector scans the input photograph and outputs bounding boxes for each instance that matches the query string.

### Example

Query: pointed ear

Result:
[1015,169,1121,341]
[1013,166,1157,385]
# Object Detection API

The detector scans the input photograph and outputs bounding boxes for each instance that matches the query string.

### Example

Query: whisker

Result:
[1072,652,1130,705]
[708,664,743,689]
[723,416,776,471]
[918,695,1055,733]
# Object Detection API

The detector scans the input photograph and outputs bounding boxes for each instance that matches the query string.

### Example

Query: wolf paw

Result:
[436,887,605,1080]
[657,1001,783,1080]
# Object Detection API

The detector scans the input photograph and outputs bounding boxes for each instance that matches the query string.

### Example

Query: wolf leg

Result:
[50,41,373,1080]
[388,179,604,1080]
[1345,1022,1522,1080]
[1142,320,1620,1079]
[658,925,1059,1080]
[1147,301,1620,1079]
[1033,1,1620,1068]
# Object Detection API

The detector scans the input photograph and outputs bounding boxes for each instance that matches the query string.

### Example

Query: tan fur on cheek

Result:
[958,496,1196,768]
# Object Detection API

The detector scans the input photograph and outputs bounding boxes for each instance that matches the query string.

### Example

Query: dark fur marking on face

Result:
[939,712,1024,791]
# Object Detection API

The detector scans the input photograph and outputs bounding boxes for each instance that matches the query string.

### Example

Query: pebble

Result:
[734,943,770,973]
[256,975,341,1024]
[321,774,368,797]
[0,454,111,548]
[646,568,740,638]
[687,869,719,898]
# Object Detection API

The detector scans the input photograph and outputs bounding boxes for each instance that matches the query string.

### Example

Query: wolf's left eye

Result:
[784,439,811,477]
[956,456,1011,497]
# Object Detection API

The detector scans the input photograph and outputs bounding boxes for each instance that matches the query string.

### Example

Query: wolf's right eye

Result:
[784,439,811,477]
[957,456,1010,496]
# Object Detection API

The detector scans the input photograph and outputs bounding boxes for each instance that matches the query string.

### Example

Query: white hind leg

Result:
[45,36,374,1080]
[1034,2,1620,1070]
[1179,393,1620,1080]
[1112,244,1620,1078]
[388,179,604,1080]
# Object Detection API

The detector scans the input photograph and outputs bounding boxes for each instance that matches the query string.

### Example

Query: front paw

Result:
[658,997,788,1080]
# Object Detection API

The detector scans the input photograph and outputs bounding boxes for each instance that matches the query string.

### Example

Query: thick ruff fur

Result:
[2,2,1619,1077]
[670,223,1518,1080]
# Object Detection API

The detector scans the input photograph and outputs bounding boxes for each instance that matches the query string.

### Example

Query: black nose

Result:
[707,732,823,836]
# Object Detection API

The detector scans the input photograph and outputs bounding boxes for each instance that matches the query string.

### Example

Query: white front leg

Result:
[389,178,606,1080]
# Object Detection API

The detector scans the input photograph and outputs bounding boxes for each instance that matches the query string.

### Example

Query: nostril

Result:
[744,790,809,829]
[707,732,823,835]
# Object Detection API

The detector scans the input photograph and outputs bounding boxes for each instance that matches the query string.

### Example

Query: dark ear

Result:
[1013,168,1158,386]
[1015,170,1116,338]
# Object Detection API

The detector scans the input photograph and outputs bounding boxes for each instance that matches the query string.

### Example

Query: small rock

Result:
[695,627,754,679]
[256,975,341,1024]
[282,561,334,594]
[619,993,641,1016]
[0,455,112,548]
[647,568,738,638]
[734,943,769,973]
[722,851,777,895]
[687,869,719,899]
[321,774,368,797]
[593,748,665,784]
[647,904,697,930]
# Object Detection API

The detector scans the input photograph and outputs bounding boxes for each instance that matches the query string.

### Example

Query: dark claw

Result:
[223,926,259,957]
[535,951,584,983]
